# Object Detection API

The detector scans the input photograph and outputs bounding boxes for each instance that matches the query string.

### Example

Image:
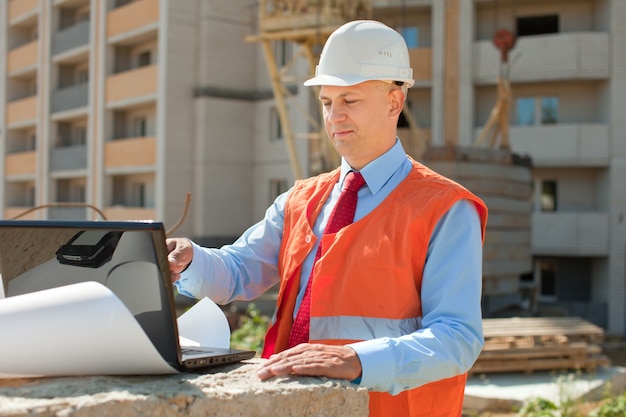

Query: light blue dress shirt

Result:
[176,139,484,395]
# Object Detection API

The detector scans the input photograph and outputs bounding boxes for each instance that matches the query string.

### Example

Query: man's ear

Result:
[388,89,405,120]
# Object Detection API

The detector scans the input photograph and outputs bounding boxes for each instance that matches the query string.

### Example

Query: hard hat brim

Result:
[303,74,372,87]
[304,74,415,88]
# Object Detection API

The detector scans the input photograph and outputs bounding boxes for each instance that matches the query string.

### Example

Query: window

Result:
[131,182,146,207]
[76,67,89,84]
[76,7,90,23]
[270,107,283,141]
[29,79,37,95]
[401,27,419,49]
[57,180,86,202]
[516,98,535,126]
[133,116,147,137]
[516,15,559,37]
[540,180,557,212]
[541,97,558,125]
[26,132,36,151]
[137,50,152,67]
[73,126,87,145]
[274,40,292,67]
[515,97,558,126]
[538,259,558,301]
[269,179,288,204]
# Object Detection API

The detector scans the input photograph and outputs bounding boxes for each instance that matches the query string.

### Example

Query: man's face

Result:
[319,81,403,170]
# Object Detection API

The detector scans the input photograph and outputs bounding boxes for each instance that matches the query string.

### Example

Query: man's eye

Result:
[345,100,356,105]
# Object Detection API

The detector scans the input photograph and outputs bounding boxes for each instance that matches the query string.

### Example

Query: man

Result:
[168,20,488,417]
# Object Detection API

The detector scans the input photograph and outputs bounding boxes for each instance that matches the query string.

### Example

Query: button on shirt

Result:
[175,139,484,395]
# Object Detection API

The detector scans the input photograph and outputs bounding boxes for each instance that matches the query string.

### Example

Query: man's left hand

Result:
[256,343,362,382]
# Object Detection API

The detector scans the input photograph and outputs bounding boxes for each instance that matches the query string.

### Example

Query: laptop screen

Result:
[0,220,179,366]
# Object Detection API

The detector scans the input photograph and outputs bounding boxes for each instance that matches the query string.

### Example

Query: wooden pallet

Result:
[470,317,611,375]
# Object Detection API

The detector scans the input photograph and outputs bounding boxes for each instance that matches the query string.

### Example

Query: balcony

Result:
[532,212,609,256]
[105,137,156,169]
[507,124,609,167]
[50,145,87,172]
[52,20,90,56]
[107,0,158,41]
[473,33,610,84]
[4,207,37,220]
[8,0,38,23]
[6,96,37,127]
[51,83,89,113]
[48,207,88,220]
[5,151,36,177]
[409,48,432,85]
[7,40,38,75]
[102,207,156,221]
[106,65,157,105]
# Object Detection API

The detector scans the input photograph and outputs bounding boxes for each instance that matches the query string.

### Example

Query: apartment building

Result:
[1,0,625,335]
[370,0,625,335]
[0,0,264,241]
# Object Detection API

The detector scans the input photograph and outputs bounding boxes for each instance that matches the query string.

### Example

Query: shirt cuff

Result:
[347,338,395,391]
[173,242,207,299]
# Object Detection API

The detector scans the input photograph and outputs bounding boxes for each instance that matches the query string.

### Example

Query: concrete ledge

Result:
[0,359,369,417]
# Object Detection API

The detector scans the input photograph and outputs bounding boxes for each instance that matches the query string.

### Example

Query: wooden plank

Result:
[482,317,605,341]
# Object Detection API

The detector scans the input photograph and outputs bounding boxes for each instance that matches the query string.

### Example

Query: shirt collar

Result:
[339,138,407,195]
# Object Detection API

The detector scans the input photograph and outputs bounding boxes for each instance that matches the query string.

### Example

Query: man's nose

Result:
[326,103,345,122]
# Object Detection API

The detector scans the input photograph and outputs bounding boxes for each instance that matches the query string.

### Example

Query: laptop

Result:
[0,219,255,372]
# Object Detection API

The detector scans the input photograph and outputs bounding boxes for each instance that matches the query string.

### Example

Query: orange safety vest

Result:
[262,159,488,417]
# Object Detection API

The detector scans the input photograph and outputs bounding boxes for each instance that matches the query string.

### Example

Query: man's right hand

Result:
[166,238,193,283]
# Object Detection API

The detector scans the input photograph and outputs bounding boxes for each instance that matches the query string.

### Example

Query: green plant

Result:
[517,397,560,417]
[230,303,270,355]
[590,392,626,417]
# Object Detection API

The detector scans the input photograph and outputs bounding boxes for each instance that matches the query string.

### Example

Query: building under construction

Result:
[0,0,625,337]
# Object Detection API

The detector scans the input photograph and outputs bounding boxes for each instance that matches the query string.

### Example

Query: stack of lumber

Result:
[470,317,612,375]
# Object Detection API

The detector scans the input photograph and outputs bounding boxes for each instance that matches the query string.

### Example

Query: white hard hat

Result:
[304,20,415,88]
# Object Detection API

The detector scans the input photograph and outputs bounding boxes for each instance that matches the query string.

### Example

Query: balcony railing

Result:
[50,83,89,113]
[107,0,158,40]
[532,212,609,256]
[103,207,156,221]
[4,207,37,220]
[7,40,38,74]
[48,206,88,220]
[6,96,37,127]
[104,136,156,169]
[5,151,36,177]
[50,145,88,172]
[474,32,610,84]
[8,0,38,23]
[106,65,157,104]
[52,20,90,56]
[507,124,609,167]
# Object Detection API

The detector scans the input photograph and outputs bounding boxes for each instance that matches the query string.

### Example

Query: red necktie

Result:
[287,171,366,348]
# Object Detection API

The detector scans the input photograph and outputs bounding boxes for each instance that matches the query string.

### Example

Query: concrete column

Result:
[39,0,50,215]
[431,0,445,146]
[608,0,626,334]
[457,0,475,146]
[92,0,105,215]
[0,2,6,213]
[443,0,460,146]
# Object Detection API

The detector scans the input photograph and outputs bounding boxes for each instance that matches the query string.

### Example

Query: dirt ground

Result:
[466,336,626,417]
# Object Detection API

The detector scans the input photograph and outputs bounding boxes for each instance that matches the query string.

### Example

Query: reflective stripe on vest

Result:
[310,315,422,341]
